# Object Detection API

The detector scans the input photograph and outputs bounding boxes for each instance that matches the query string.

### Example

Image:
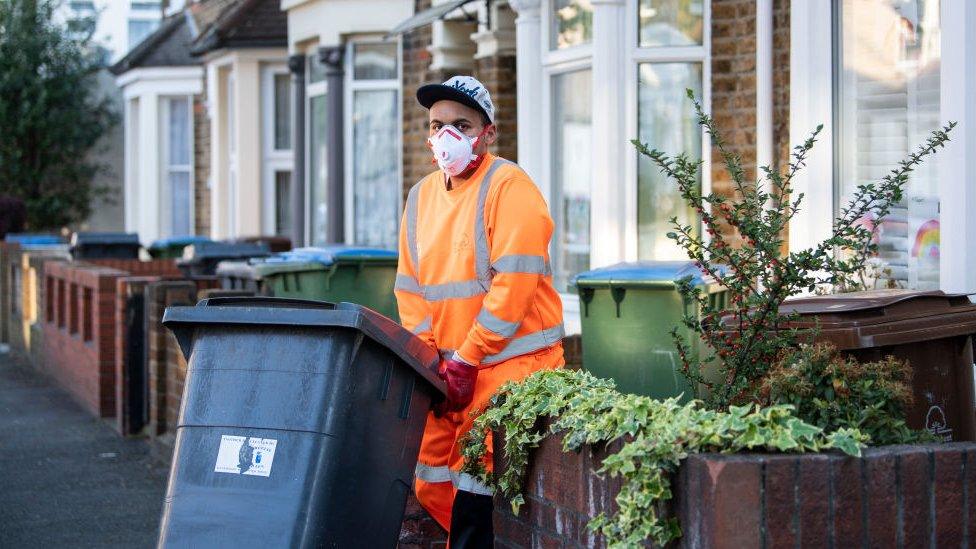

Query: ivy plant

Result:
[460,369,865,547]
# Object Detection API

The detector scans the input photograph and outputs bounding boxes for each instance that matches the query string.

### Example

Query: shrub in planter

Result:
[460,369,864,546]
[633,91,953,409]
[759,343,931,445]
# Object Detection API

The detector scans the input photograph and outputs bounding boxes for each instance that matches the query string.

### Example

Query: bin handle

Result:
[196,296,338,310]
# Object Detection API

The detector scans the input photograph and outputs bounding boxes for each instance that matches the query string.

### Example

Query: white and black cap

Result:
[417,75,495,124]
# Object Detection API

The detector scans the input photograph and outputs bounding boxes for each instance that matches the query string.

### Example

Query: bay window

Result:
[834,0,942,289]
[262,66,294,236]
[162,96,193,237]
[307,52,328,246]
[346,40,400,250]
[541,0,709,299]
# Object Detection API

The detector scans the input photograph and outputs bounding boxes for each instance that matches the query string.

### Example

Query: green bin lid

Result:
[573,261,721,289]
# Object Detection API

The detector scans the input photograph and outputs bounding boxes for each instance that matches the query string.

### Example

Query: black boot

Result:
[449,490,494,548]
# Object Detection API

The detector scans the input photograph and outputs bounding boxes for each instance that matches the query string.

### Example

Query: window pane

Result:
[551,69,592,291]
[308,53,326,84]
[353,43,398,80]
[127,19,158,49]
[637,63,702,260]
[353,90,399,249]
[639,0,704,47]
[275,171,292,236]
[309,94,329,246]
[835,0,941,289]
[273,74,292,150]
[550,0,593,50]
[169,171,191,237]
[167,97,190,166]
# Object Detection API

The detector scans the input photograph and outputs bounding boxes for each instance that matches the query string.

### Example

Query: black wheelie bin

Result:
[160,297,445,547]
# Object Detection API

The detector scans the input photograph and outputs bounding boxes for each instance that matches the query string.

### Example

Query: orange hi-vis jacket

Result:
[394,153,565,367]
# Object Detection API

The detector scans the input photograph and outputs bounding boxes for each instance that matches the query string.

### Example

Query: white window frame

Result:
[343,36,403,248]
[541,1,593,307]
[226,68,238,238]
[260,64,294,236]
[305,44,328,245]
[623,0,711,261]
[540,0,711,333]
[159,95,195,237]
[790,0,975,293]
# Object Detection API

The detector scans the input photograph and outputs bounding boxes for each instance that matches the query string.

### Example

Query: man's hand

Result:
[432,354,478,417]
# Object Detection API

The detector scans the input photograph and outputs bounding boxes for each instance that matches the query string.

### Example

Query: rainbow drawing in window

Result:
[911,219,940,259]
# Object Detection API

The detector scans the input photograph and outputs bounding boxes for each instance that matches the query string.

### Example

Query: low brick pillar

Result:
[42,260,183,419]
[562,334,583,370]
[0,241,20,346]
[42,262,126,417]
[5,248,70,364]
[494,432,976,548]
[143,279,221,447]
[398,493,448,548]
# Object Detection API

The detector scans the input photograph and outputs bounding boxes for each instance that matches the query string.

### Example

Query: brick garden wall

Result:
[493,431,976,548]
[42,260,182,419]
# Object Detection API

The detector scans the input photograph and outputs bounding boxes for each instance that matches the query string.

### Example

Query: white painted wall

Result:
[204,49,289,239]
[284,0,412,52]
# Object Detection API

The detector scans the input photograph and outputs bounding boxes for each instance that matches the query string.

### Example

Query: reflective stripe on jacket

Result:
[395,153,564,366]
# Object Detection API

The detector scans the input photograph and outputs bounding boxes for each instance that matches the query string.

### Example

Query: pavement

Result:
[0,352,169,548]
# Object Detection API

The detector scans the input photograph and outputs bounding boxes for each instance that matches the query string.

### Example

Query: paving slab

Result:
[0,353,168,548]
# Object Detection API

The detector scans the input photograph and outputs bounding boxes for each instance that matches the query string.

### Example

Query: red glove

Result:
[432,355,478,417]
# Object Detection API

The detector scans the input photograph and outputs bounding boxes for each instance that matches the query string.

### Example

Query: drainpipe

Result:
[320,45,345,244]
[756,0,773,175]
[288,54,306,247]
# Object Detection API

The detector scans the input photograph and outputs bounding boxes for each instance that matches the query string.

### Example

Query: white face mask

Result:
[428,125,481,176]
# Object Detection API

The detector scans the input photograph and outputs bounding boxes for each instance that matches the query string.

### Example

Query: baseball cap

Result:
[417,75,495,124]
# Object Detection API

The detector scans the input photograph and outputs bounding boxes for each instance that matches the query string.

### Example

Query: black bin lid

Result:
[71,232,141,246]
[162,297,445,396]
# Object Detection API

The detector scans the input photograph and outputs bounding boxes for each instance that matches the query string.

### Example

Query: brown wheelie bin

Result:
[783,290,976,441]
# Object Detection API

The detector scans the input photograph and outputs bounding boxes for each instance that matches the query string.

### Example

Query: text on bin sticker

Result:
[214,435,278,477]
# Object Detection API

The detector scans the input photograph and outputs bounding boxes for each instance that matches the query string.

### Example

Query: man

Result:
[395,76,565,547]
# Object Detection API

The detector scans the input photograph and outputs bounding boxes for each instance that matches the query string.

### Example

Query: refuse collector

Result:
[395,75,566,547]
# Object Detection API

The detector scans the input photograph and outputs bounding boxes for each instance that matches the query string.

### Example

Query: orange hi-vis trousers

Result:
[414,344,564,530]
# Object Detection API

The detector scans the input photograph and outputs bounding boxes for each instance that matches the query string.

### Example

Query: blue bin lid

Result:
[4,233,64,246]
[70,232,141,246]
[149,235,213,249]
[573,261,723,288]
[261,246,398,267]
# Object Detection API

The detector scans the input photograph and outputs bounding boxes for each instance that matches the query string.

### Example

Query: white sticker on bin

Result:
[214,435,278,477]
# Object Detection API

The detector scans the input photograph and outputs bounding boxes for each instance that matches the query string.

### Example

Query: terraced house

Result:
[112,0,976,325]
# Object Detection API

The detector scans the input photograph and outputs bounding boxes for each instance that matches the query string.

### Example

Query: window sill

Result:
[560,292,581,336]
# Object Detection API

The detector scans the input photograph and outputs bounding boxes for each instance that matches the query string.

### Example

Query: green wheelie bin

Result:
[148,236,214,259]
[253,246,400,320]
[573,261,727,400]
